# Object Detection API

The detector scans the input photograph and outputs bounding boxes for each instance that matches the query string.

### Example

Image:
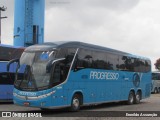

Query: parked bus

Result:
[8,41,151,111]
[151,72,160,94]
[0,44,24,101]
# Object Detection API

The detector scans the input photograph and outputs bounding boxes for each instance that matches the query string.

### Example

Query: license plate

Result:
[24,102,30,106]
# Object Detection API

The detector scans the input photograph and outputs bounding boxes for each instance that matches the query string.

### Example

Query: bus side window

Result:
[51,60,68,85]
[74,49,92,71]
[52,64,61,84]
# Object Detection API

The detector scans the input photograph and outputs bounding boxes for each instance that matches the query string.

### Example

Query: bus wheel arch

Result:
[134,90,142,104]
[127,90,135,105]
[70,92,83,112]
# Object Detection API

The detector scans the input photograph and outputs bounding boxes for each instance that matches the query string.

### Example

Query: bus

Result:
[8,41,151,111]
[151,72,160,94]
[0,44,24,101]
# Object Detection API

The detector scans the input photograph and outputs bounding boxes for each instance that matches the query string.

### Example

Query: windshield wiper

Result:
[17,65,38,91]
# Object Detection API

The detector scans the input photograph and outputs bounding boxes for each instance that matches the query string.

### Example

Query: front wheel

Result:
[70,94,81,112]
[127,91,135,105]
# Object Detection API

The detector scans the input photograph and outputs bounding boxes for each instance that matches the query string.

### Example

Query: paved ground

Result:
[0,94,160,120]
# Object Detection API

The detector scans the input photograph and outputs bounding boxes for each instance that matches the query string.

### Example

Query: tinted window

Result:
[0,47,13,61]
[134,59,151,72]
[76,49,119,70]
[92,51,107,69]
[55,48,77,80]
[0,73,15,84]
[76,49,93,69]
[0,46,24,61]
[75,48,151,72]
[144,60,151,72]
[118,56,134,71]
[56,48,76,57]
[152,73,160,80]
[106,53,119,70]
[56,48,68,58]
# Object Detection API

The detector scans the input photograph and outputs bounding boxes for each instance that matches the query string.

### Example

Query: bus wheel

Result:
[127,91,135,105]
[134,92,141,104]
[154,88,158,94]
[70,94,80,112]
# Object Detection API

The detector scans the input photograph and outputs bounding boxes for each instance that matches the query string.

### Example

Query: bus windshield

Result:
[15,51,56,91]
[152,73,160,80]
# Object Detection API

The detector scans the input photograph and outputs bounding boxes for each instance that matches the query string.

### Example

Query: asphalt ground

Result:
[0,94,160,120]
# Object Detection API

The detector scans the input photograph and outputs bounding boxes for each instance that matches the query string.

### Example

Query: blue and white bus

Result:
[0,44,24,101]
[151,72,160,93]
[8,41,151,111]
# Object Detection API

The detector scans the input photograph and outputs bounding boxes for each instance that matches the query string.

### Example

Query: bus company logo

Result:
[90,71,119,80]
[133,73,141,87]
[19,91,36,96]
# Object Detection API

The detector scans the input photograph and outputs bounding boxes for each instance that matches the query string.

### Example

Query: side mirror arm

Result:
[7,58,19,72]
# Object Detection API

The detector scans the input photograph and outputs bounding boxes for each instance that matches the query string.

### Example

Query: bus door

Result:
[51,59,68,106]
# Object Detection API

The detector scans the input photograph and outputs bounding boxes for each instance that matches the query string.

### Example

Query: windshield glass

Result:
[15,51,55,91]
[152,73,160,80]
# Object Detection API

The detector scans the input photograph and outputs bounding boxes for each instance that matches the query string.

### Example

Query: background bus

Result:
[151,72,160,94]
[9,41,151,111]
[0,44,24,101]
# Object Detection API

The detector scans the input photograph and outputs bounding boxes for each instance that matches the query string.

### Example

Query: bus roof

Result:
[0,44,24,49]
[25,41,150,60]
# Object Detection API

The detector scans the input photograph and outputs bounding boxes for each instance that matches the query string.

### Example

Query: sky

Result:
[0,0,160,71]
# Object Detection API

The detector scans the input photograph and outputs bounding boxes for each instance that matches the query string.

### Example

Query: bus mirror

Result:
[7,59,19,72]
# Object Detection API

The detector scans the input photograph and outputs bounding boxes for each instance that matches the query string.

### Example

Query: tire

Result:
[134,92,141,104]
[154,88,158,94]
[127,91,135,105]
[70,94,81,112]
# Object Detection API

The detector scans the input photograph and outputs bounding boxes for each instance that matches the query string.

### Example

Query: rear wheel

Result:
[127,91,135,105]
[70,94,81,112]
[134,92,141,104]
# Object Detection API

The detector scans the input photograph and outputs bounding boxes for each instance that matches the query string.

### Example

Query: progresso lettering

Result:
[18,91,37,96]
[90,71,119,80]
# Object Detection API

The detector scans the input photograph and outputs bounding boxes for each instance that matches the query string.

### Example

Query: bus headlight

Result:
[13,91,56,100]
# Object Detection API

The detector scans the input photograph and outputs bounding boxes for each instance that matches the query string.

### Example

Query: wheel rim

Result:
[129,93,134,103]
[128,93,134,104]
[73,98,79,109]
[155,88,157,93]
[136,94,140,101]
